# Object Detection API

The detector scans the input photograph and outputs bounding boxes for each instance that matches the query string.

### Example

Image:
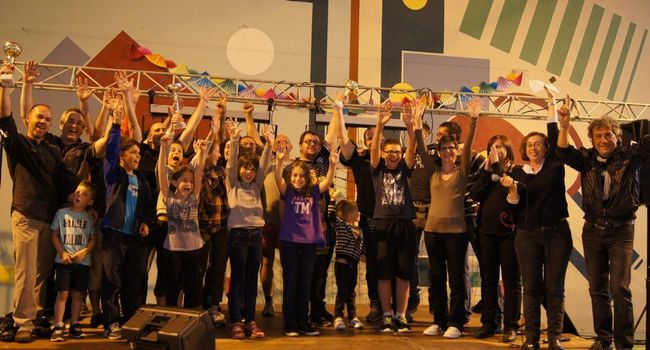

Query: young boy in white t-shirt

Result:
[50,180,97,342]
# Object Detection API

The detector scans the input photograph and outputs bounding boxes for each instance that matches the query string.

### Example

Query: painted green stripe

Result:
[570,5,604,85]
[623,29,648,101]
[490,0,527,53]
[590,14,621,93]
[607,22,636,100]
[519,0,558,65]
[546,0,585,75]
[459,0,494,39]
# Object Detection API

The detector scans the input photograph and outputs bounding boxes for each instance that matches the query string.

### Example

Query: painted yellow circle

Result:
[389,82,417,103]
[403,0,427,11]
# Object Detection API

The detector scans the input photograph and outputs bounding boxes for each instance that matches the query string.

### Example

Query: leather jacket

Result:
[557,137,650,226]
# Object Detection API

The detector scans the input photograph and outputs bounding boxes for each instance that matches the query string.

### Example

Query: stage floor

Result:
[0,305,636,350]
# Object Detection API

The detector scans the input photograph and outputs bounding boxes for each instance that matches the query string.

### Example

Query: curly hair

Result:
[519,132,549,161]
[588,116,621,141]
[284,160,316,197]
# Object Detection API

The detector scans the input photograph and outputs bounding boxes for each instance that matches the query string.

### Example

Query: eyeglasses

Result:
[384,150,402,155]
[303,139,320,145]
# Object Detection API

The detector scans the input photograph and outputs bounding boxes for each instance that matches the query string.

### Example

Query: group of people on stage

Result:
[0,59,648,350]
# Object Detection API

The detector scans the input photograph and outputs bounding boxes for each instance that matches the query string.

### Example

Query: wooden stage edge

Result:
[0,305,644,350]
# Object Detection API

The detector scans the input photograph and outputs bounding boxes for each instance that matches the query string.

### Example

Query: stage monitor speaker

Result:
[122,305,216,350]
[621,120,650,205]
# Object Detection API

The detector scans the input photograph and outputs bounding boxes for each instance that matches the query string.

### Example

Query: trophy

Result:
[167,83,186,131]
[1,41,22,87]
[343,79,358,98]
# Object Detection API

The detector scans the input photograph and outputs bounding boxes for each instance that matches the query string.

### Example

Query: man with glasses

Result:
[297,122,337,327]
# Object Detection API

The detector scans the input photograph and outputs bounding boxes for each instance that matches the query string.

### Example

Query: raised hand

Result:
[1,63,13,74]
[75,77,95,102]
[557,94,573,129]
[410,98,426,130]
[377,99,393,126]
[114,70,135,93]
[23,60,40,83]
[275,144,288,162]
[195,138,209,153]
[467,98,482,118]
[262,125,275,145]
[200,86,217,103]
[102,88,117,107]
[329,151,339,166]
[485,144,499,170]
[171,113,184,126]
[160,132,172,148]
[401,101,414,128]
[210,112,220,135]
[216,94,227,117]
[243,102,254,115]
[332,94,344,113]
[226,116,241,139]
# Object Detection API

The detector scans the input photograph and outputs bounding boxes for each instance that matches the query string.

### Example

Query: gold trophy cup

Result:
[1,41,22,87]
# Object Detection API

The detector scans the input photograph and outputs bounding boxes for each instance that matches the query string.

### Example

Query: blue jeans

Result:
[582,222,634,349]
[515,221,572,342]
[280,241,317,330]
[227,228,263,323]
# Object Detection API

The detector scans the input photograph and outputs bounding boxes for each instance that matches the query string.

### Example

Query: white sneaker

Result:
[443,326,462,339]
[423,324,443,336]
[349,317,364,329]
[334,317,346,330]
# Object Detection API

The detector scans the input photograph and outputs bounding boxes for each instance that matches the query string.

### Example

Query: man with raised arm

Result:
[0,63,75,343]
[369,100,417,333]
[557,97,650,350]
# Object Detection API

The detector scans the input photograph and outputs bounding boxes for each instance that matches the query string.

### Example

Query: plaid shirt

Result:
[199,164,229,235]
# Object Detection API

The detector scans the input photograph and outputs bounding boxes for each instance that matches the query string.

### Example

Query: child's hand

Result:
[139,223,149,237]
[194,139,209,153]
[60,252,72,264]
[160,133,172,148]
[71,249,88,263]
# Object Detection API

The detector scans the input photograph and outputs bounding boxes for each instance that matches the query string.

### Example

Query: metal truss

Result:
[8,62,650,122]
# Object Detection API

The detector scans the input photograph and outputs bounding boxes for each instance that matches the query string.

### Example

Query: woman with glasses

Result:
[499,88,572,350]
[411,99,478,339]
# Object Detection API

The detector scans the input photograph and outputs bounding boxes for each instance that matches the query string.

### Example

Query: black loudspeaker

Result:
[122,305,216,350]
[621,120,650,205]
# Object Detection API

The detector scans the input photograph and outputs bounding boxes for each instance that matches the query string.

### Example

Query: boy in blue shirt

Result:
[50,180,97,341]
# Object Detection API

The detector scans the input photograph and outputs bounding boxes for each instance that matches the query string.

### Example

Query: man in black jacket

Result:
[557,97,650,350]
[0,64,76,343]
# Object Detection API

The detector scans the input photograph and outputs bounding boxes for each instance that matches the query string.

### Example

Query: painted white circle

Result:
[226,28,274,76]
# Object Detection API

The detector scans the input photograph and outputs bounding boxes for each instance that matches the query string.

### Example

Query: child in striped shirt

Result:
[333,200,365,330]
